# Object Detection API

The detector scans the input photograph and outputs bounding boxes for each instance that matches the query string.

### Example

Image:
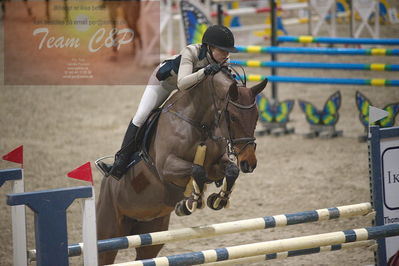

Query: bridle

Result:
[211,66,257,159]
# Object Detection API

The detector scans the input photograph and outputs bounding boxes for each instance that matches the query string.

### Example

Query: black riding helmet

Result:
[202,25,238,53]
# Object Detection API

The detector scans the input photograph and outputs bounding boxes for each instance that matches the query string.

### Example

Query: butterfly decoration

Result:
[180,0,211,45]
[355,91,399,128]
[298,91,341,126]
[256,94,294,123]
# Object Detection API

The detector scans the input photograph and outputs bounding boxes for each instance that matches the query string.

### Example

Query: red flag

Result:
[2,145,23,166]
[67,162,93,185]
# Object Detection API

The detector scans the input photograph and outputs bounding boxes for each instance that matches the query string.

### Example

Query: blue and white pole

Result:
[112,224,399,266]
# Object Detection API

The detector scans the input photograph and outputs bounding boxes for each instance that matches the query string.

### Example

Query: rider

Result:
[106,25,238,180]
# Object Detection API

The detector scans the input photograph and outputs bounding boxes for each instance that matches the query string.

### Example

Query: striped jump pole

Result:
[203,240,376,265]
[278,35,399,46]
[210,2,306,17]
[27,202,373,261]
[235,46,399,56]
[231,60,399,71]
[111,224,399,266]
[244,75,399,87]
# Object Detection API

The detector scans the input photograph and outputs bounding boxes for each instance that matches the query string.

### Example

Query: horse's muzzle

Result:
[240,160,257,173]
[237,144,257,173]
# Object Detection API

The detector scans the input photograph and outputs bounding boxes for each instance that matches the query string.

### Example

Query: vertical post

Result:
[179,7,186,48]
[0,168,27,266]
[166,0,173,54]
[331,0,336,37]
[307,0,312,35]
[375,0,380,38]
[81,187,98,266]
[217,3,223,25]
[7,186,93,266]
[270,0,278,101]
[369,126,384,265]
[349,0,353,37]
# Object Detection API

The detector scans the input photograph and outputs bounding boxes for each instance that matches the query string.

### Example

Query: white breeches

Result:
[132,66,176,127]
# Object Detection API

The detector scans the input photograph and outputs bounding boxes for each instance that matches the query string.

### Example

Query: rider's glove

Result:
[204,63,222,75]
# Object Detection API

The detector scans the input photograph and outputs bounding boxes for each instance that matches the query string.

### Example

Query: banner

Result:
[4,0,160,85]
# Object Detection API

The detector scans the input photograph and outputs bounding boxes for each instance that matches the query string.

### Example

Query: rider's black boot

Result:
[108,122,139,180]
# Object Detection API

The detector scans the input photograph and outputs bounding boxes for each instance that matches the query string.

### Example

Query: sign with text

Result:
[380,141,399,263]
[4,0,160,85]
[371,126,399,265]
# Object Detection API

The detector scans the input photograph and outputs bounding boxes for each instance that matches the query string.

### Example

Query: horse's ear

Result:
[251,78,268,96]
[229,83,238,101]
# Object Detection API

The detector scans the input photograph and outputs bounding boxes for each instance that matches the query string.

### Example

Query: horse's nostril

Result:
[240,161,250,172]
[240,161,247,169]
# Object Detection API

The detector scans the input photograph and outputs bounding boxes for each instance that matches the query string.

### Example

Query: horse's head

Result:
[224,78,268,173]
[207,69,267,173]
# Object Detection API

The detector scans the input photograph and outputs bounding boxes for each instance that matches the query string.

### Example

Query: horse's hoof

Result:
[174,201,192,216]
[207,193,225,211]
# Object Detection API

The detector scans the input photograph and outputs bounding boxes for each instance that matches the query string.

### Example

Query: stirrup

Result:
[95,155,114,177]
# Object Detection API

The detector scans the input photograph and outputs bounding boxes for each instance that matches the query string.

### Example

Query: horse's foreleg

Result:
[162,154,207,216]
[63,0,70,22]
[174,163,209,216]
[1,0,5,18]
[23,0,32,17]
[45,0,49,20]
[207,161,240,210]
[107,2,118,53]
[133,214,171,260]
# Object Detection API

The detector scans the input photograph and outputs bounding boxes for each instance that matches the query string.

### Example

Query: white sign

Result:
[380,136,399,261]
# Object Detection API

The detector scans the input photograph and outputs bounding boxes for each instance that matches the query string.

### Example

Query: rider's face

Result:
[210,46,229,63]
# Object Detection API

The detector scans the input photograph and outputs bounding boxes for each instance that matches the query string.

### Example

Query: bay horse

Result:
[96,67,267,265]
[103,0,142,56]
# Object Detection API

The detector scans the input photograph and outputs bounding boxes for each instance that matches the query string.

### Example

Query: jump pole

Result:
[235,46,399,56]
[110,224,399,266]
[28,202,373,260]
[203,240,376,265]
[231,60,399,71]
[278,36,399,45]
[244,75,399,87]
[209,3,307,17]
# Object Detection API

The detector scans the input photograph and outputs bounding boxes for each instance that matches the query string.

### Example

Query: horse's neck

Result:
[173,76,229,125]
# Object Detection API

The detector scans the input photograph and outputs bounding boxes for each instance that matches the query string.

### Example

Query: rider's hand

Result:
[204,63,222,75]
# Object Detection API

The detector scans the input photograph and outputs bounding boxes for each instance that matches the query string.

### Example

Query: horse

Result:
[96,67,267,265]
[103,0,142,57]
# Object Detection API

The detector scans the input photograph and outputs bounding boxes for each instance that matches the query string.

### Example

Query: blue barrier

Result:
[7,186,93,266]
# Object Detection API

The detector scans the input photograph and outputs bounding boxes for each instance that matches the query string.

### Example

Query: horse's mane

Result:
[163,67,239,109]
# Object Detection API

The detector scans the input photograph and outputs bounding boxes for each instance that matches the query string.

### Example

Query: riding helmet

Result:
[202,25,238,53]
